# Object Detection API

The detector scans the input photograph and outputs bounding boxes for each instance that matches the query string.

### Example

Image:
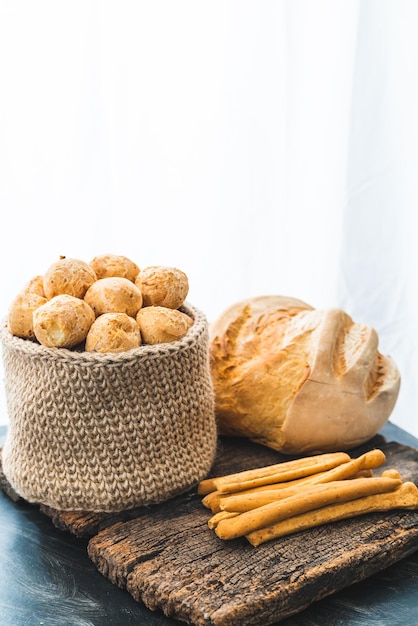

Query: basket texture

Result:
[0,303,217,512]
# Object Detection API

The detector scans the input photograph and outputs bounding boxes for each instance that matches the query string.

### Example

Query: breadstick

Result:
[197,477,217,496]
[202,470,334,513]
[213,451,351,494]
[201,490,222,511]
[204,481,308,514]
[199,450,380,497]
[203,480,320,514]
[246,481,418,546]
[203,469,373,514]
[242,468,373,492]
[214,476,402,540]
[207,510,239,530]
[203,450,383,513]
[381,469,402,480]
[197,469,321,497]
[355,470,373,478]
[219,450,387,513]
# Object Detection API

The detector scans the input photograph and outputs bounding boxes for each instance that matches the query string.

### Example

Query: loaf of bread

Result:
[209,295,401,454]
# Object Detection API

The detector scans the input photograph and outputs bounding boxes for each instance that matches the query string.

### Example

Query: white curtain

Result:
[1,0,417,436]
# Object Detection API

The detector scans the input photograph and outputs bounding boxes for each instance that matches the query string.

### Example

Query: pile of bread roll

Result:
[7,261,402,455]
[7,254,193,353]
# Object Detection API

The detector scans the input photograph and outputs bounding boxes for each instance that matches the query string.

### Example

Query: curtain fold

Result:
[0,1,417,435]
[338,0,418,434]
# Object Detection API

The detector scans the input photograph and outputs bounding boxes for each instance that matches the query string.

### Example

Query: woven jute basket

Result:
[0,303,217,512]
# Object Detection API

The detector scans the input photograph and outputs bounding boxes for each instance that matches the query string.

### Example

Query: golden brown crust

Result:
[281,309,400,453]
[8,293,48,339]
[136,306,193,344]
[43,257,97,300]
[214,476,402,540]
[33,295,95,348]
[246,481,418,546]
[136,266,189,309]
[84,277,143,318]
[209,296,401,454]
[21,275,45,297]
[209,297,315,445]
[89,254,140,282]
[85,312,141,353]
[6,255,193,354]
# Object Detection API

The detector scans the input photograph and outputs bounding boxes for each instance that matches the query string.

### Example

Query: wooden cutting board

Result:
[85,436,418,625]
[3,435,418,625]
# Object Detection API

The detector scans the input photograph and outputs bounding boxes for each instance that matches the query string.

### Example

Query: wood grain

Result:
[2,434,418,626]
[86,438,418,626]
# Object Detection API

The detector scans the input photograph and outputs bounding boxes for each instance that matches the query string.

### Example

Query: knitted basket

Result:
[0,303,217,512]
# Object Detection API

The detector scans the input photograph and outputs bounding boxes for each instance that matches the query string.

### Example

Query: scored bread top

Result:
[209,296,401,454]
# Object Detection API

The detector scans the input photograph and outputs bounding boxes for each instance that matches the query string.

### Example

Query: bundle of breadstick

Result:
[198,449,418,546]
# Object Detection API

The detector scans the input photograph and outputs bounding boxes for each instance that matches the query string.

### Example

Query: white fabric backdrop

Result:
[1,0,417,435]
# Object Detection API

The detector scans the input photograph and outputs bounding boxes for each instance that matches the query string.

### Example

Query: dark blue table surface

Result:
[1,421,418,626]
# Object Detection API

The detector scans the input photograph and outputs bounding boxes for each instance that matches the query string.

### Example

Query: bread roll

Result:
[136,306,193,344]
[33,295,95,348]
[136,266,189,309]
[89,254,140,282]
[209,296,401,454]
[85,312,141,353]
[8,292,48,339]
[43,257,97,299]
[84,277,143,318]
[22,275,45,297]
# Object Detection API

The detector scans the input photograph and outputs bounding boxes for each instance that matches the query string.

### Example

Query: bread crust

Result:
[8,292,48,339]
[43,257,97,300]
[84,277,143,318]
[209,296,401,454]
[136,306,193,344]
[22,275,45,297]
[33,294,95,348]
[85,312,141,353]
[89,254,140,282]
[136,266,189,309]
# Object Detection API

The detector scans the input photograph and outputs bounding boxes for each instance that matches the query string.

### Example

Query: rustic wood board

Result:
[86,437,418,626]
[2,434,418,625]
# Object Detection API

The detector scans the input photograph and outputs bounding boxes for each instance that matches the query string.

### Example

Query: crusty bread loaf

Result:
[209,296,401,454]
